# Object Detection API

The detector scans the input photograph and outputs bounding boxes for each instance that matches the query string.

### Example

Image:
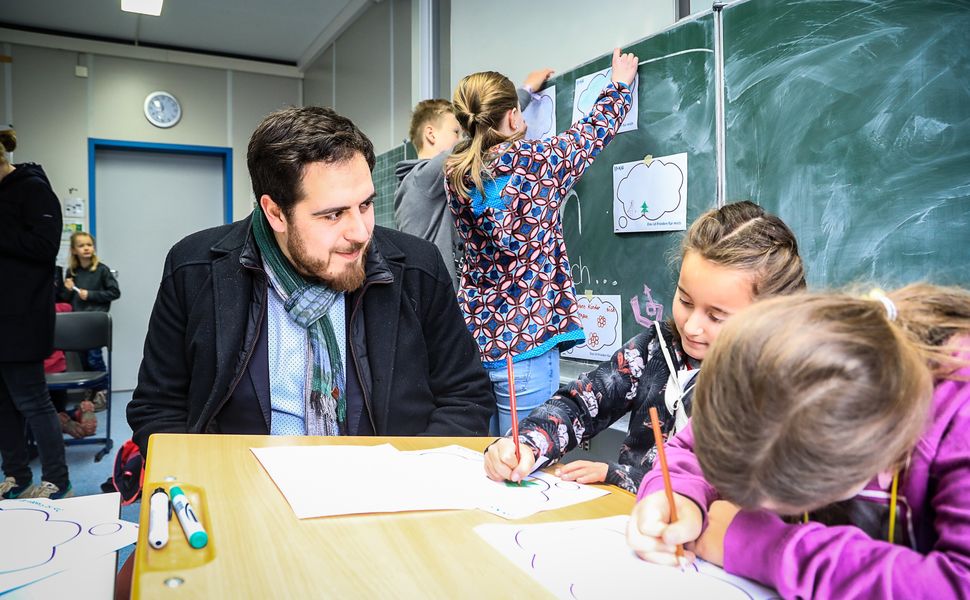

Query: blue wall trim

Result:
[87,138,233,237]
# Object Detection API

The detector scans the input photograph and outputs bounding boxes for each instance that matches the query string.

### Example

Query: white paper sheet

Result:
[612,153,688,233]
[0,493,138,595]
[476,515,779,599]
[252,444,609,520]
[523,86,556,140]
[561,295,623,361]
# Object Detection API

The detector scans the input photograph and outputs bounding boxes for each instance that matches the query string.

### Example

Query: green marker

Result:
[170,486,209,549]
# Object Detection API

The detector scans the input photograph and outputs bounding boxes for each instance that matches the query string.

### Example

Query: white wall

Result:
[1,39,301,223]
[303,0,412,154]
[449,0,677,91]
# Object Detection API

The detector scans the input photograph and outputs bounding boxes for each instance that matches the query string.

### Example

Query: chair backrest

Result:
[53,312,112,352]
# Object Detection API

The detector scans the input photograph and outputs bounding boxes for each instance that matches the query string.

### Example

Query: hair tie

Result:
[866,288,898,322]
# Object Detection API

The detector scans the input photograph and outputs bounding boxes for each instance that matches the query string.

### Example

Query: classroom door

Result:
[94,149,226,391]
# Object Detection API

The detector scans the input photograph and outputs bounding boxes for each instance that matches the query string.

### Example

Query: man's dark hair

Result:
[247,106,376,214]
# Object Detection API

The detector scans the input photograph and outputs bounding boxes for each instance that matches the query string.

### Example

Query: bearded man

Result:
[128,107,495,457]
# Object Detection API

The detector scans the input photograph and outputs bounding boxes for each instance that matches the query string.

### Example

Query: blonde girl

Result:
[445,48,638,436]
[60,231,120,410]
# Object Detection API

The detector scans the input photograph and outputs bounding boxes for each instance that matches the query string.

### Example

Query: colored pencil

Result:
[508,358,520,463]
[648,406,686,566]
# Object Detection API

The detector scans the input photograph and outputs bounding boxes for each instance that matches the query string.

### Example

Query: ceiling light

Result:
[121,0,164,17]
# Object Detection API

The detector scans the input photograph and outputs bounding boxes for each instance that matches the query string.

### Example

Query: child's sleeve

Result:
[516,330,655,466]
[504,81,632,212]
[722,389,970,598]
[637,424,721,523]
[87,265,121,304]
[607,462,649,494]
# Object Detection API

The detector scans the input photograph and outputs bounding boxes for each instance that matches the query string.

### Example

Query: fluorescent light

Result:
[121,0,163,16]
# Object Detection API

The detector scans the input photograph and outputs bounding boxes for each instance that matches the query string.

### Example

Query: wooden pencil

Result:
[648,406,685,566]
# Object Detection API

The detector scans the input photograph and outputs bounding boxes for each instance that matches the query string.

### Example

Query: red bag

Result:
[111,440,145,505]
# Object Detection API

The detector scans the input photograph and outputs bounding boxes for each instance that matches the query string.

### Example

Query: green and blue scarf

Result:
[252,206,346,435]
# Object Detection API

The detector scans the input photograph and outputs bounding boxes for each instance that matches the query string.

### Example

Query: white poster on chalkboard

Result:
[562,294,622,362]
[612,153,688,233]
[523,86,556,141]
[573,68,638,134]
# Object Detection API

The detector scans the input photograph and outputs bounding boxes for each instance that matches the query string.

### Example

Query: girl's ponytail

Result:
[446,71,522,201]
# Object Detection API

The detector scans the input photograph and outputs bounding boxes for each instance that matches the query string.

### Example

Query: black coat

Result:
[0,163,62,362]
[128,215,496,454]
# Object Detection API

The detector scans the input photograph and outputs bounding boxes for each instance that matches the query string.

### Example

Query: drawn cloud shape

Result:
[523,92,555,140]
[515,523,755,599]
[0,508,81,573]
[616,159,684,221]
[576,72,610,115]
[575,296,620,351]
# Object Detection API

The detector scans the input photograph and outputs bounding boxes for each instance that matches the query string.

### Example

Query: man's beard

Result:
[286,231,368,292]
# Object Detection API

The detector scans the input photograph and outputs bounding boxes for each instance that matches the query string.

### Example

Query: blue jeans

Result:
[487,349,560,436]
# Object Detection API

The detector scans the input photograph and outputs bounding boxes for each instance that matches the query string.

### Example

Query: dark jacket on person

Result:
[127,214,496,456]
[0,163,62,362]
[60,262,120,312]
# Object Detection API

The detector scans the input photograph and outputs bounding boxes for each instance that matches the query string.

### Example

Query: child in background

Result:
[60,231,120,411]
[445,48,637,436]
[627,285,970,599]
[484,202,806,491]
[395,68,554,288]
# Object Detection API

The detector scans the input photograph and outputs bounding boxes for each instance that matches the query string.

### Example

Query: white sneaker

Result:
[0,476,33,499]
[24,481,73,500]
[91,390,108,412]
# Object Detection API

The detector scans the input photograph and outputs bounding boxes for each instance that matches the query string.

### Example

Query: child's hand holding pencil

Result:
[483,437,536,483]
[626,488,703,567]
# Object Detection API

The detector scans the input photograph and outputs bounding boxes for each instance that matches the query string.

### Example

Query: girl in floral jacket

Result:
[445,48,638,436]
[484,201,806,492]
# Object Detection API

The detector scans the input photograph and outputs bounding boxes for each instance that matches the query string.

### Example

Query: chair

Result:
[45,311,114,462]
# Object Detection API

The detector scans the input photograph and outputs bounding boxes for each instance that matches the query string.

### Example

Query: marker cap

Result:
[189,530,209,549]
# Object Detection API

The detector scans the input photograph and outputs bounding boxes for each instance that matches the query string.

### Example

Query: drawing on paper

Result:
[573,68,638,134]
[612,153,688,233]
[523,86,556,140]
[0,494,139,594]
[562,295,622,361]
[0,508,81,573]
[475,516,780,600]
[631,285,665,328]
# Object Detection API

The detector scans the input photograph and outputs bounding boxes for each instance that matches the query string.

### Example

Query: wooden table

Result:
[133,434,636,599]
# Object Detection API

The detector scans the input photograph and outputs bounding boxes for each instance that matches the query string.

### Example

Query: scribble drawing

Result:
[631,285,664,327]
[0,508,81,574]
[615,159,685,222]
[573,296,620,352]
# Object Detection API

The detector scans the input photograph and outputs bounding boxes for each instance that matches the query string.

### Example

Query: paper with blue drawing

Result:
[251,444,607,519]
[0,493,138,594]
[476,515,779,599]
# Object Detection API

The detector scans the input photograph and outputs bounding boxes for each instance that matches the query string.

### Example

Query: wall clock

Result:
[144,90,182,128]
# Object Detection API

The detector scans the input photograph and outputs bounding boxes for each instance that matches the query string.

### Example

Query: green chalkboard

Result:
[723,0,970,287]
[555,14,717,345]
